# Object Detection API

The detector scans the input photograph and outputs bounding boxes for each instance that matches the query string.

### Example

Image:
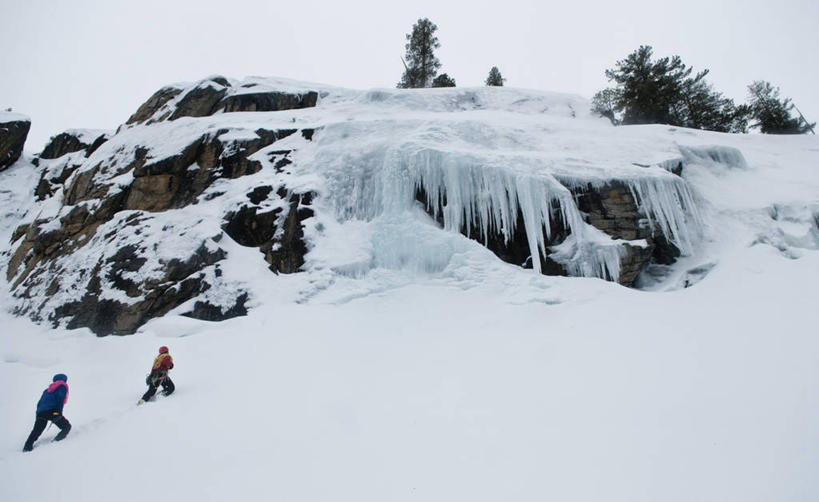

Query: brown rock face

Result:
[574,183,643,240]
[169,83,229,121]
[5,77,325,336]
[125,77,319,125]
[8,118,316,335]
[571,181,681,284]
[0,117,30,171]
[126,87,183,125]
[219,91,319,113]
[35,131,111,199]
[7,189,129,288]
[124,128,298,213]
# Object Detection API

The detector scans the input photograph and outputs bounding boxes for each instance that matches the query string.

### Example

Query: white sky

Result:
[2,0,817,151]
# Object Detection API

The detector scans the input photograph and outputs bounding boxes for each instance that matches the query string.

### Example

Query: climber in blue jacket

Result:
[23,373,72,452]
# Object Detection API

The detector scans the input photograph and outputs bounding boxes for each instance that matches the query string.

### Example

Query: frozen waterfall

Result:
[312,119,703,283]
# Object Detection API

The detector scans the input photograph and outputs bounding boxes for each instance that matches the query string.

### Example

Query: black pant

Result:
[141,372,175,401]
[24,411,71,449]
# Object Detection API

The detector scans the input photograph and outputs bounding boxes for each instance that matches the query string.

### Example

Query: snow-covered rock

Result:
[39,129,110,160]
[3,76,815,336]
[124,75,319,125]
[0,111,31,172]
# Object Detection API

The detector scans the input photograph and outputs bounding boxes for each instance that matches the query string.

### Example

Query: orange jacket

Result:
[152,353,174,372]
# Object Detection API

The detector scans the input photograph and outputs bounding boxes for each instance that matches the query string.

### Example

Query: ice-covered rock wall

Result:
[311,113,703,285]
[2,76,713,335]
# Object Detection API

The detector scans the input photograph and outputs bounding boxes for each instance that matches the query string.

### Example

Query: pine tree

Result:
[674,71,749,133]
[485,67,505,86]
[397,18,441,89]
[747,81,815,134]
[591,88,620,125]
[605,45,692,125]
[431,73,456,87]
[598,45,749,132]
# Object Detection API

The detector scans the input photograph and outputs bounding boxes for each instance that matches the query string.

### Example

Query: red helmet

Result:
[159,346,169,354]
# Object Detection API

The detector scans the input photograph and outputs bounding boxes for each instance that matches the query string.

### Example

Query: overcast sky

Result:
[2,0,817,151]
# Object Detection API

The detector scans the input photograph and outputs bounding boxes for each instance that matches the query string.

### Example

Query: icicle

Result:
[407,148,580,275]
[628,176,701,255]
[321,136,702,283]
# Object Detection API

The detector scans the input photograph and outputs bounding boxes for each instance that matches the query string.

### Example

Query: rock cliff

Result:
[4,77,712,335]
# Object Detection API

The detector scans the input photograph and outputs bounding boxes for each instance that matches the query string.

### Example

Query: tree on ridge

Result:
[398,18,442,89]
[485,66,505,86]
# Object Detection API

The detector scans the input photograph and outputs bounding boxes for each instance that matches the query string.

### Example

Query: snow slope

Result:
[0,111,31,123]
[1,79,818,501]
[2,248,818,501]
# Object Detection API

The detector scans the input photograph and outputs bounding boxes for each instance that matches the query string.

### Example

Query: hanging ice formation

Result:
[324,139,702,283]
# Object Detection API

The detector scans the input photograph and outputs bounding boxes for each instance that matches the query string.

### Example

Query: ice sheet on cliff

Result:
[307,106,702,282]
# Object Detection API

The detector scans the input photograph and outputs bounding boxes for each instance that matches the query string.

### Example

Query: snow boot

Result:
[22,443,33,452]
[54,423,71,441]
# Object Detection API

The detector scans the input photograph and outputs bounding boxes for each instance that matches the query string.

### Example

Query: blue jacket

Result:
[36,374,69,414]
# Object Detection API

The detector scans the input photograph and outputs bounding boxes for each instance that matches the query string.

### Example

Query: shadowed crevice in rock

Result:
[40,131,110,160]
[223,206,282,247]
[222,190,315,274]
[264,191,315,274]
[183,292,249,322]
[218,91,318,113]
[415,184,570,277]
[247,185,273,205]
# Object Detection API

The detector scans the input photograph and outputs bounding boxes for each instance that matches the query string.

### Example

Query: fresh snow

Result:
[0,111,30,123]
[50,128,109,143]
[1,77,818,501]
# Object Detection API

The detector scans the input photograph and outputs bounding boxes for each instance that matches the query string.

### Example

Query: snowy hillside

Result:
[1,77,818,501]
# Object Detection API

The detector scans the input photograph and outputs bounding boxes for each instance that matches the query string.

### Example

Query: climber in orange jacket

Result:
[138,346,175,404]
